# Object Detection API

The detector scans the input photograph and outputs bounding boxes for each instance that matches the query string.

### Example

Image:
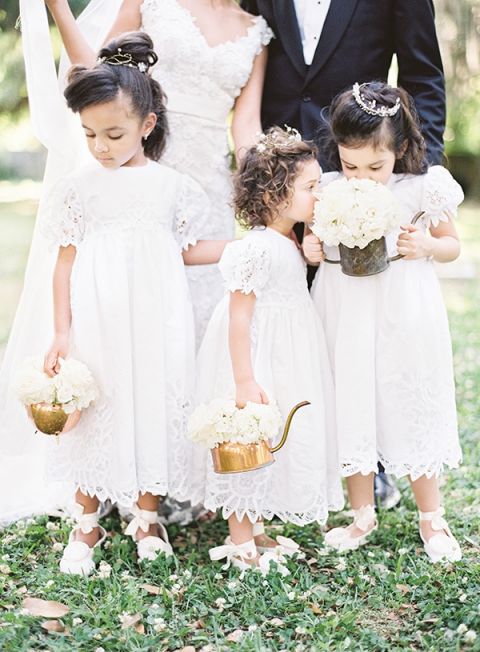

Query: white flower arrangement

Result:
[188,399,282,449]
[312,177,404,249]
[12,356,98,413]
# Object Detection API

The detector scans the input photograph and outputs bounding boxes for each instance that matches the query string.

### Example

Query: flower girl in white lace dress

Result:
[304,82,463,563]
[196,128,344,572]
[39,33,227,575]
[45,0,273,346]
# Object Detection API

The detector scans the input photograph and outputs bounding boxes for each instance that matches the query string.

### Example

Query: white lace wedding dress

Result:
[141,0,273,346]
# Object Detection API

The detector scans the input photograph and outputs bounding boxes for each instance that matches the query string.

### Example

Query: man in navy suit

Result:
[241,0,446,169]
[242,0,447,509]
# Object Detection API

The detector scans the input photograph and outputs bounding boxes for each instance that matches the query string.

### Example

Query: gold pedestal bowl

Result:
[27,403,81,436]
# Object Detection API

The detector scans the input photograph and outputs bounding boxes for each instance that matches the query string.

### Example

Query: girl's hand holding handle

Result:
[396,224,433,260]
[44,334,69,377]
[235,380,269,409]
[302,233,325,265]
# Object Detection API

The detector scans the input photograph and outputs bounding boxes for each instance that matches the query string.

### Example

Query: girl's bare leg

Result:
[410,475,442,540]
[74,489,100,546]
[344,472,376,536]
[135,492,162,540]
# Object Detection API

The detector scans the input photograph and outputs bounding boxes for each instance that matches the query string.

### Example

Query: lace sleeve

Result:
[421,166,464,227]
[218,237,271,297]
[173,174,211,250]
[253,16,274,54]
[40,178,85,249]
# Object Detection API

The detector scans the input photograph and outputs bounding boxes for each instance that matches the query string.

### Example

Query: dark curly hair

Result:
[64,31,168,160]
[234,127,318,229]
[320,81,427,175]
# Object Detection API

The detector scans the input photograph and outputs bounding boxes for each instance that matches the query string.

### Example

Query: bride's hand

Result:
[44,334,69,377]
[235,380,269,408]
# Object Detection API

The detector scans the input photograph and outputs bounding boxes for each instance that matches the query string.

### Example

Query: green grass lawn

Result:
[0,183,479,651]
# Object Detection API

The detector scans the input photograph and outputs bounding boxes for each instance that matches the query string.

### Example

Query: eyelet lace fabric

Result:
[141,0,273,346]
[192,228,345,524]
[312,167,463,481]
[36,163,208,507]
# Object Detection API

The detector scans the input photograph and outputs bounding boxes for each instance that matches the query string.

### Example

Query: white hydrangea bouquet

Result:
[311,177,405,276]
[312,177,403,248]
[13,357,98,435]
[188,399,282,449]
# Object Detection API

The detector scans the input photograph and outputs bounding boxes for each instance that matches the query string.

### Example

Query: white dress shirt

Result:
[293,0,332,65]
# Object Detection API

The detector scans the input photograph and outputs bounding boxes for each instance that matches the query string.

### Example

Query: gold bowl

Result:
[27,403,81,435]
[211,440,274,474]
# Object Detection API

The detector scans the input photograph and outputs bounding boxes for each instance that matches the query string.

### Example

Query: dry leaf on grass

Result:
[189,619,206,630]
[226,629,245,642]
[140,583,161,595]
[41,620,65,633]
[309,603,322,614]
[22,598,69,618]
[179,647,196,652]
[135,622,145,634]
[396,584,410,595]
[120,613,142,630]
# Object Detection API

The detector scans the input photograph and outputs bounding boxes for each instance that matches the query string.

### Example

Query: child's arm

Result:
[45,0,141,66]
[396,220,460,263]
[182,240,230,266]
[44,245,76,376]
[229,291,269,408]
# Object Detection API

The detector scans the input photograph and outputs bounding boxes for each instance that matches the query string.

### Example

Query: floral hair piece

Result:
[256,125,302,153]
[97,48,148,73]
[352,82,401,117]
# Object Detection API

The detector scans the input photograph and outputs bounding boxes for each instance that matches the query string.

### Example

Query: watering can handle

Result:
[270,401,310,453]
[388,210,426,262]
[323,211,426,265]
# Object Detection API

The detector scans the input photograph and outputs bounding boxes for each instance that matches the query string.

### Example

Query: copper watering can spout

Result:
[270,400,311,453]
[211,400,311,474]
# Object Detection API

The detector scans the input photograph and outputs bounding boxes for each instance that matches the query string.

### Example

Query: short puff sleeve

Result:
[40,178,85,249]
[421,166,464,227]
[173,174,211,251]
[219,238,271,297]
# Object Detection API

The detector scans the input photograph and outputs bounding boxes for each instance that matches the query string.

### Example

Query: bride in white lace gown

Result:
[46,0,273,345]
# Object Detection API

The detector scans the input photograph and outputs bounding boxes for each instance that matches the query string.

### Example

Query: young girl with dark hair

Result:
[304,81,464,563]
[195,127,343,573]
[39,32,227,575]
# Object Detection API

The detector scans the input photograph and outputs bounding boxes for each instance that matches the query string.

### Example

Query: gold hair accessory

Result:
[256,125,302,153]
[352,82,400,117]
[97,48,148,73]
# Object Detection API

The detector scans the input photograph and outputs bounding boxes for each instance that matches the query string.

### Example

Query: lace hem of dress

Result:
[340,453,462,481]
[73,481,204,510]
[204,494,345,526]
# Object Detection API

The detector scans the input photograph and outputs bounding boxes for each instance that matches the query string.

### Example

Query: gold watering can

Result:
[27,403,81,437]
[211,400,310,474]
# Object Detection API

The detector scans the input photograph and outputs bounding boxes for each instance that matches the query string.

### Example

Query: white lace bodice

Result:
[41,161,209,251]
[219,228,311,309]
[141,0,273,126]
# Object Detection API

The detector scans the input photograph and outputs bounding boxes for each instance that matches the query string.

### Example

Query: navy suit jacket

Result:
[241,0,446,169]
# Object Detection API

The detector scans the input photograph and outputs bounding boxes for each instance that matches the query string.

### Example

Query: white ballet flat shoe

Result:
[209,537,290,577]
[209,537,258,573]
[252,522,300,558]
[324,504,378,552]
[59,504,107,576]
[418,507,462,563]
[125,505,173,561]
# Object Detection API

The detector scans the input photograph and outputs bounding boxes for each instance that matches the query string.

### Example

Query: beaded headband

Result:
[97,48,148,73]
[352,82,401,117]
[256,125,302,153]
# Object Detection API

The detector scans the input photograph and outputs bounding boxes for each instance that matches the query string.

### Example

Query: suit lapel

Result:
[272,0,308,78]
[305,0,359,84]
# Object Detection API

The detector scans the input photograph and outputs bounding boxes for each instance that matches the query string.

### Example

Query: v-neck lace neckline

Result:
[171,0,260,50]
